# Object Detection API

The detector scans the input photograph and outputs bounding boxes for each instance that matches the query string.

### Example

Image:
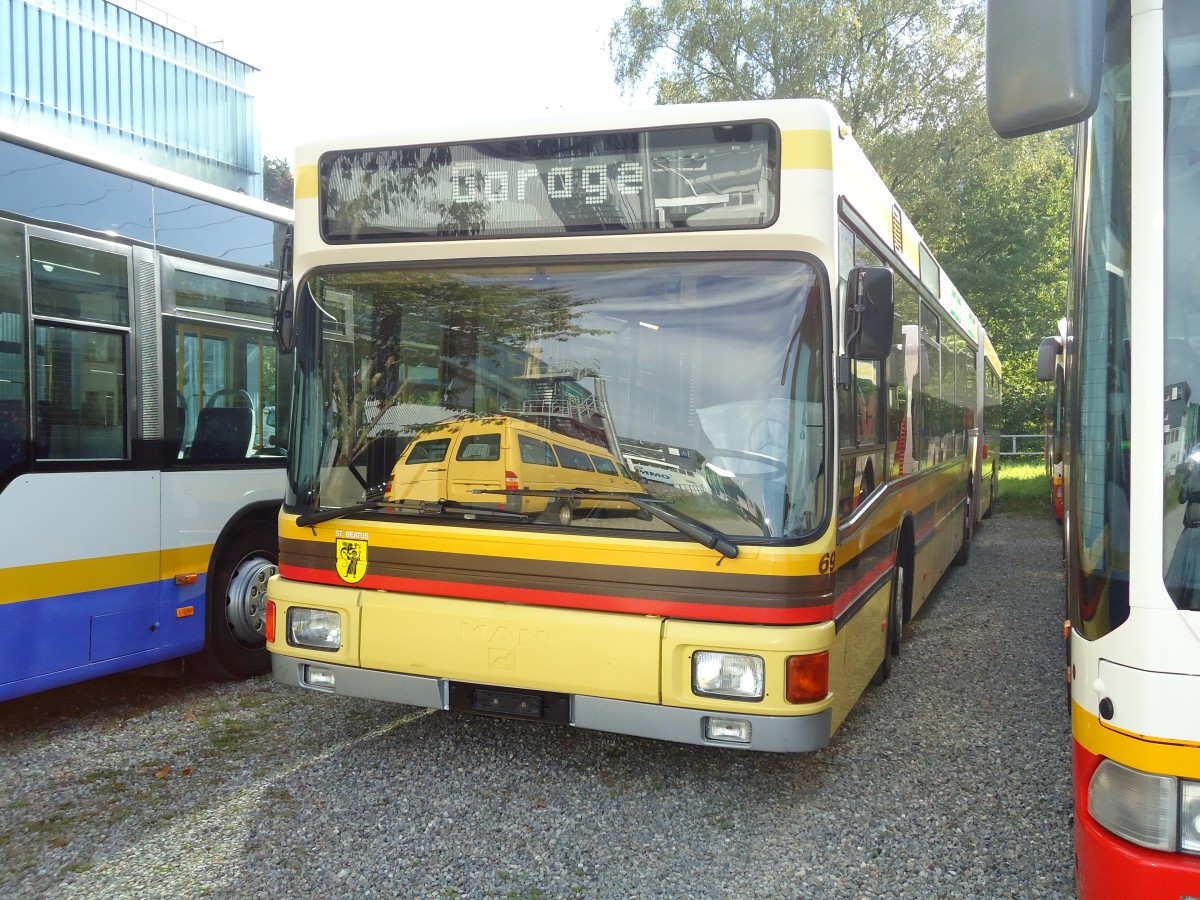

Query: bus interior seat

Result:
[188,406,252,461]
[167,404,187,459]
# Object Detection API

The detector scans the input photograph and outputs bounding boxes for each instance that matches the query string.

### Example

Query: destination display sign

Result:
[320,122,778,242]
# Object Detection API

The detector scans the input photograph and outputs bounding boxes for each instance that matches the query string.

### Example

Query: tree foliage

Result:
[609,0,1071,433]
[263,156,294,208]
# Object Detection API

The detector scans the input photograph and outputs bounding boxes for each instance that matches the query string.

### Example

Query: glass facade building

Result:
[1,0,262,195]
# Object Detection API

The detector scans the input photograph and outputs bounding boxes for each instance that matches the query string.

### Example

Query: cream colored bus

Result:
[266,100,997,751]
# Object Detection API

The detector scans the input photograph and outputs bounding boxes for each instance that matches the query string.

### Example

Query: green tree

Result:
[609,0,1071,434]
[935,129,1072,434]
[263,156,294,208]
[612,0,984,202]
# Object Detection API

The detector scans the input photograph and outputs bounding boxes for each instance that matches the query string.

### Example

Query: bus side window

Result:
[0,222,29,478]
[30,239,130,461]
[32,327,129,460]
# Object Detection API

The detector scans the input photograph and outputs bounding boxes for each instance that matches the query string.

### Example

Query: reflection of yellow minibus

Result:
[386,416,643,524]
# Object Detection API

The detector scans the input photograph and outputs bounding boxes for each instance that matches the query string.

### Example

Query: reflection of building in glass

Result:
[512,362,608,448]
[621,438,706,493]
[322,126,776,240]
[651,143,770,228]
[620,437,767,531]
[2,0,264,194]
[1165,380,1198,476]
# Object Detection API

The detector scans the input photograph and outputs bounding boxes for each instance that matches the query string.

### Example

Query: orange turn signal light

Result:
[785,652,829,704]
[266,599,276,644]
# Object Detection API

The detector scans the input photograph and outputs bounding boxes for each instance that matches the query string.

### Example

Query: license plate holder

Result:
[449,682,570,725]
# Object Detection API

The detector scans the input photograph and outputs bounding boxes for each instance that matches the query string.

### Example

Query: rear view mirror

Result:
[986,0,1104,138]
[274,279,295,355]
[846,266,894,361]
[1037,334,1062,382]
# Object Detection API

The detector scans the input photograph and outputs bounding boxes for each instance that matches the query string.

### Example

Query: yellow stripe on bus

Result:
[280,515,835,577]
[780,130,834,170]
[0,545,214,606]
[1073,701,1200,779]
[295,165,318,200]
[161,544,215,577]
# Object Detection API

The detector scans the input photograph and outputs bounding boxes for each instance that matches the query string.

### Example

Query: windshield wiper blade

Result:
[295,498,528,528]
[296,499,394,528]
[474,488,738,559]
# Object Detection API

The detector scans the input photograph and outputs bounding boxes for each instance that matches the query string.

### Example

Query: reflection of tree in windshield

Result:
[320,271,606,465]
[298,259,827,539]
[325,147,481,238]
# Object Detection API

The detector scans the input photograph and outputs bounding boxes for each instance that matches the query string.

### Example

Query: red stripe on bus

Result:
[277,565,834,626]
[833,552,895,619]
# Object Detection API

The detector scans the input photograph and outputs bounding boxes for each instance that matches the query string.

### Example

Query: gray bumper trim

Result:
[271,656,831,753]
[272,655,449,709]
[572,695,831,752]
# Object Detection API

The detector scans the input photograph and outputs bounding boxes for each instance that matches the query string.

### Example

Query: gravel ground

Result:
[0,510,1072,899]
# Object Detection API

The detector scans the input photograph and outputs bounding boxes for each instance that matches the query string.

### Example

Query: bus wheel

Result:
[201,520,277,679]
[872,563,905,685]
[952,498,971,566]
[555,500,573,526]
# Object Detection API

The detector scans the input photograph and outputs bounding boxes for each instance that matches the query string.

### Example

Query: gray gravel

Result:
[1,509,1072,899]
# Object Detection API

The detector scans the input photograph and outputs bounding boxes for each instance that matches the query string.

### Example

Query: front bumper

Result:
[272,654,832,753]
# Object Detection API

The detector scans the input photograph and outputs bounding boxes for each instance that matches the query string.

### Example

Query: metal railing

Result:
[999,434,1046,458]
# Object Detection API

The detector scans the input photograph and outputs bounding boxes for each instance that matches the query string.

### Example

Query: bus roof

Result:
[294,98,846,162]
[294,98,980,345]
[0,119,291,223]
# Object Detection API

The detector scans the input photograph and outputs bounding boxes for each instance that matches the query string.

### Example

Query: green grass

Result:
[997,460,1052,517]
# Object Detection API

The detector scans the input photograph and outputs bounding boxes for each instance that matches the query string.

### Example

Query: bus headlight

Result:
[1088,760,1177,851]
[286,608,343,651]
[1182,781,1200,855]
[691,651,764,701]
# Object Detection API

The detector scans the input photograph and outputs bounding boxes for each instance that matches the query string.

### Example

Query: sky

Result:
[134,0,654,164]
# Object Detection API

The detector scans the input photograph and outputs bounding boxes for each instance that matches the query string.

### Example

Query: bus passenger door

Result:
[838,358,886,517]
[20,232,164,674]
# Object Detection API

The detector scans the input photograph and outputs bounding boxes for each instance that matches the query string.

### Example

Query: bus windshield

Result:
[288,257,827,540]
[1163,2,1200,614]
[1070,3,1132,639]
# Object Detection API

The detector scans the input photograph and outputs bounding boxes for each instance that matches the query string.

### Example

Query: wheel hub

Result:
[225,554,277,645]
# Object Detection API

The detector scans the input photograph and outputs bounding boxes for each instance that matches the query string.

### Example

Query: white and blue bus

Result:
[0,122,292,700]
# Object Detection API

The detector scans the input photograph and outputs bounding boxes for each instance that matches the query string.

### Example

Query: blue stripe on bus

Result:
[0,576,208,701]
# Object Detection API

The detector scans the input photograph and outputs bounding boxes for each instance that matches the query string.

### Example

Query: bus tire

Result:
[198,519,278,679]
[952,498,971,566]
[555,499,573,526]
[872,562,905,685]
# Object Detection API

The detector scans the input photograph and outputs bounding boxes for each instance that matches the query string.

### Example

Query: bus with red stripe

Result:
[988,1,1200,895]
[266,100,999,751]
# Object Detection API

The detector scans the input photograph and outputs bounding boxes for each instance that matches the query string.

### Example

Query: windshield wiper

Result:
[298,491,738,560]
[474,488,738,559]
[295,498,528,528]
